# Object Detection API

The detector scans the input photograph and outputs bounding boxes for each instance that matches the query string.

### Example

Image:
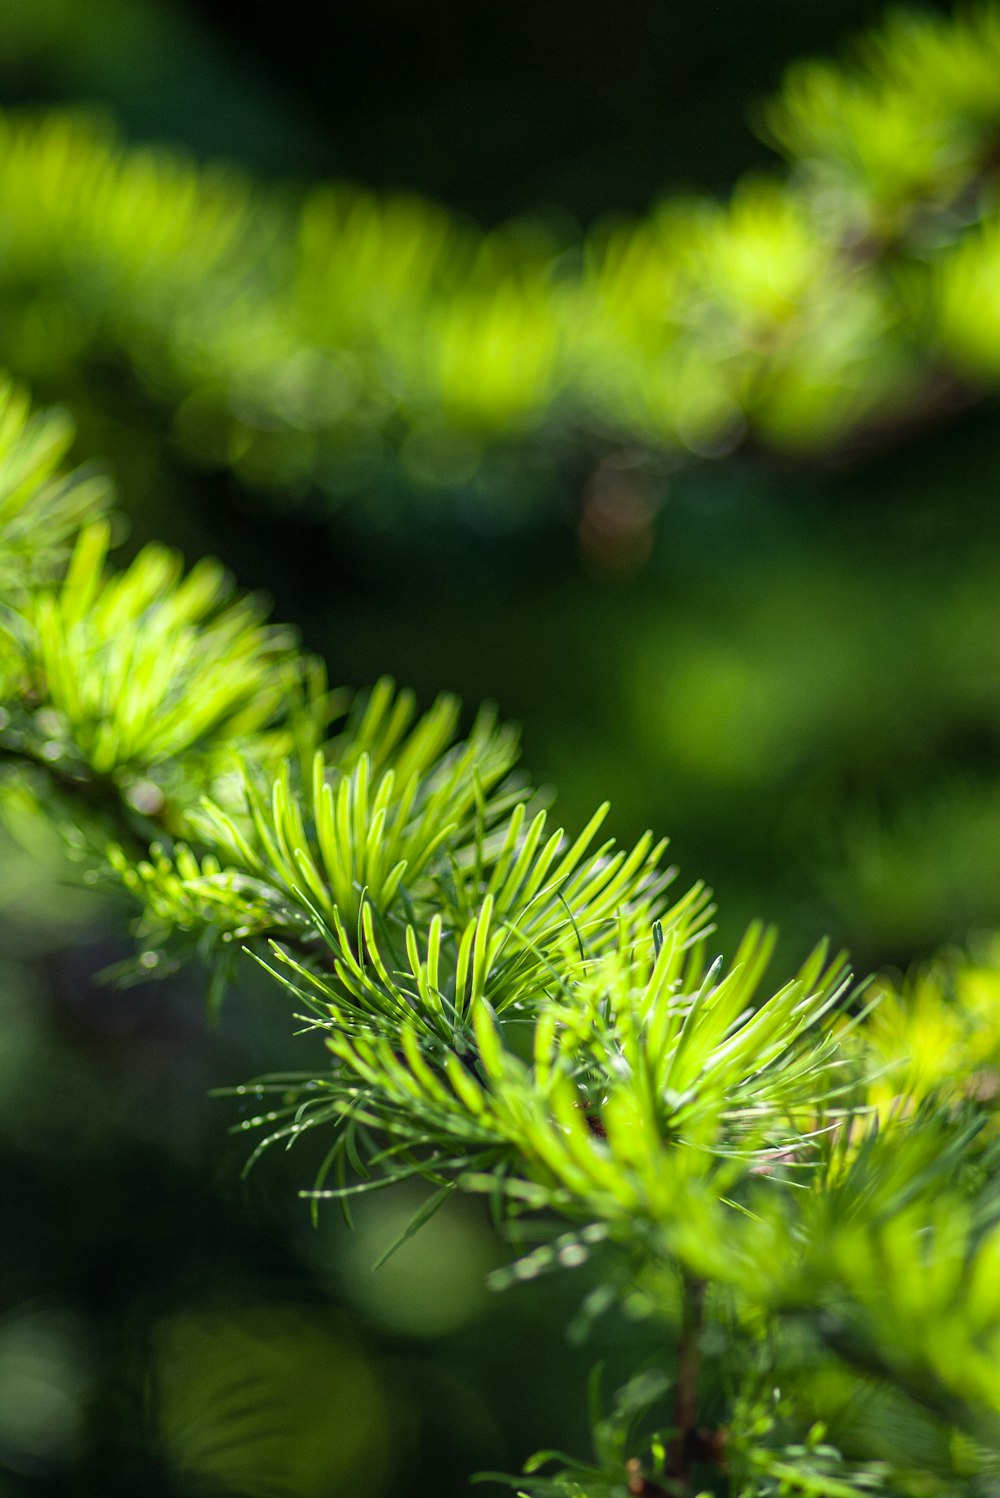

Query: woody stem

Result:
[669,1273,705,1494]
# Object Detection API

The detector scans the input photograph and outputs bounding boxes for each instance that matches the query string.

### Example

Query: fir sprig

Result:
[5,382,1000,1496]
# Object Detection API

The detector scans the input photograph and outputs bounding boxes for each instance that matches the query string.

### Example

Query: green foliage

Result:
[5,379,1000,1496]
[0,378,109,595]
[1,513,325,877]
[487,1374,895,1498]
[147,1303,389,1498]
[9,6,1000,521]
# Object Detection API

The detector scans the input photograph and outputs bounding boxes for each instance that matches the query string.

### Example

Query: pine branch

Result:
[7,377,1000,1496]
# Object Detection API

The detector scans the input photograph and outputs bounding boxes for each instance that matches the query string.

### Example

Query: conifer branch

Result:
[5,378,1000,1496]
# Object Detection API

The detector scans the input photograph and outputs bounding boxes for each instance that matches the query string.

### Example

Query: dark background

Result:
[8,0,937,213]
[2,3,996,1495]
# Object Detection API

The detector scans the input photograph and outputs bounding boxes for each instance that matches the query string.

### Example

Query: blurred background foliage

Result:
[5,0,1000,1494]
[11,1,1000,525]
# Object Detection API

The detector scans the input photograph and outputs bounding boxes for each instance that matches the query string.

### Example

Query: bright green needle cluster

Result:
[0,378,110,595]
[5,382,1000,1497]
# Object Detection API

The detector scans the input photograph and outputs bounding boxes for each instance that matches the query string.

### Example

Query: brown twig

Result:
[624,1274,730,1495]
[669,1273,705,1491]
